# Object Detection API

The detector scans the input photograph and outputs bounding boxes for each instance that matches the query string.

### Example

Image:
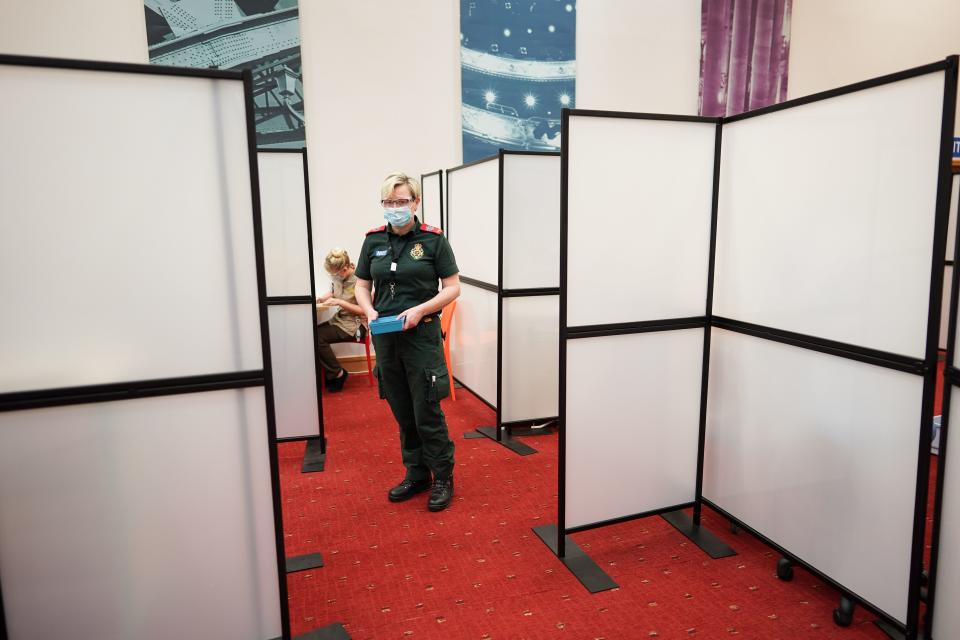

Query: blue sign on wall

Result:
[954,137,960,158]
[460,0,577,162]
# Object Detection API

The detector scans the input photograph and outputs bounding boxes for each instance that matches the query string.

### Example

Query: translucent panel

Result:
[0,64,262,393]
[704,329,922,623]
[502,295,559,423]
[502,154,561,290]
[258,152,312,297]
[449,282,498,407]
[956,279,960,367]
[941,265,953,351]
[566,115,715,326]
[948,174,959,262]
[933,387,960,637]
[0,388,282,640]
[446,158,499,284]
[421,171,443,228]
[565,329,703,529]
[268,304,320,439]
[713,72,945,358]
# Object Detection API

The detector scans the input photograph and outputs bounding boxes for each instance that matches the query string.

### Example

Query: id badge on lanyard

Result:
[388,233,404,299]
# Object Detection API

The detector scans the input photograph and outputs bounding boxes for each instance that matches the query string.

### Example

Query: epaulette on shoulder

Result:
[419,224,442,235]
[366,224,387,235]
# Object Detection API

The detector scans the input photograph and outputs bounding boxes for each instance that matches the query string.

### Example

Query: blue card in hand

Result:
[369,315,405,335]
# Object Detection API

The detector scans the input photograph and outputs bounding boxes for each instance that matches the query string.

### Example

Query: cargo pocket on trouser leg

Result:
[374,365,387,400]
[424,366,451,402]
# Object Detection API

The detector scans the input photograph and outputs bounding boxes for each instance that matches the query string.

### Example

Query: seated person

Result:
[316,248,365,392]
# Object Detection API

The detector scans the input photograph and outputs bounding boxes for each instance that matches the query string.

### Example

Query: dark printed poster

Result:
[144,0,307,148]
[460,0,577,162]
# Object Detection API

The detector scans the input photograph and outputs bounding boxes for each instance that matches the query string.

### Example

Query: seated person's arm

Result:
[327,297,364,317]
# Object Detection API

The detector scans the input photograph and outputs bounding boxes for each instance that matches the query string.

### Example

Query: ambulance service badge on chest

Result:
[410,243,425,260]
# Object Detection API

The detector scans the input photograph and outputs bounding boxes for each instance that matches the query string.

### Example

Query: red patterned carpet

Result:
[279,375,930,639]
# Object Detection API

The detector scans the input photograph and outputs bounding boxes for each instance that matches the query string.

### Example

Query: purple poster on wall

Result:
[699,0,793,118]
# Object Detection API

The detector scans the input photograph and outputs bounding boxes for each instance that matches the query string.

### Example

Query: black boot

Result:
[427,476,454,512]
[327,368,349,392]
[388,477,431,502]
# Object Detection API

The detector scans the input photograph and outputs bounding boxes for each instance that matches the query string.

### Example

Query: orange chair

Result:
[440,300,457,400]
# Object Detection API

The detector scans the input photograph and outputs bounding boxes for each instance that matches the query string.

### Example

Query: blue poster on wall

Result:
[460,0,576,162]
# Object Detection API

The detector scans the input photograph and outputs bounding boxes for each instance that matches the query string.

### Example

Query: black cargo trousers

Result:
[373,315,454,481]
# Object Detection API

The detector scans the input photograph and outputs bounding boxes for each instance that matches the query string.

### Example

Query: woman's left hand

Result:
[397,306,425,330]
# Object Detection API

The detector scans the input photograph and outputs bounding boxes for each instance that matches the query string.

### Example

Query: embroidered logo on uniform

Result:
[375,249,388,257]
[410,243,425,260]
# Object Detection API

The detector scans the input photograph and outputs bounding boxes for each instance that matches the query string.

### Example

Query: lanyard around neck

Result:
[387,228,414,274]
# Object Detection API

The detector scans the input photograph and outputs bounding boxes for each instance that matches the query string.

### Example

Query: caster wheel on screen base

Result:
[833,595,854,627]
[776,557,793,581]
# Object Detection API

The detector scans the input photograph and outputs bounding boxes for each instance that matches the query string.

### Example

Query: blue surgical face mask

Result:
[383,206,412,227]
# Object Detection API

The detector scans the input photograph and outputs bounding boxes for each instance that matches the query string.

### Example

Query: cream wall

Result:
[790,0,960,130]
[576,1,701,115]
[299,0,460,301]
[0,0,147,63]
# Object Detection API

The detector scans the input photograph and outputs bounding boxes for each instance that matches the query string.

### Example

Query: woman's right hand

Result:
[317,291,333,303]
[366,309,379,323]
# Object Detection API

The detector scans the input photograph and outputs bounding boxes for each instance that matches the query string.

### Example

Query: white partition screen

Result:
[713,72,945,358]
[948,175,959,264]
[268,304,321,439]
[932,191,960,638]
[501,295,559,423]
[446,157,499,285]
[0,57,285,640]
[450,282,498,407]
[942,265,954,352]
[445,152,561,435]
[0,390,282,640]
[566,115,716,327]
[566,330,704,528]
[502,153,561,290]
[421,170,443,228]
[552,61,954,621]
[258,150,322,443]
[562,113,716,531]
[942,174,959,350]
[933,386,960,637]
[258,151,312,298]
[704,329,922,622]
[704,62,952,631]
[0,64,263,394]
[497,152,562,428]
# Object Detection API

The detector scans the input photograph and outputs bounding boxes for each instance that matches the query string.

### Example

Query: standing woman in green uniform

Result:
[355,172,461,511]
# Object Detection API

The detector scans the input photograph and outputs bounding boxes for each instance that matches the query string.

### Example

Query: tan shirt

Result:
[329,272,363,337]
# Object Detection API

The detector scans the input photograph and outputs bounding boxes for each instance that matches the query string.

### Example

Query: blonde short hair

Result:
[324,248,352,274]
[380,172,421,201]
